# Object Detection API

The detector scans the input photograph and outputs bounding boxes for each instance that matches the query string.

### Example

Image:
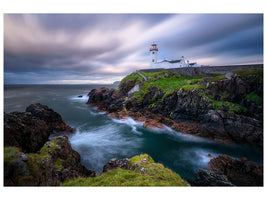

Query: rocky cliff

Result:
[190,154,263,186]
[4,103,95,186]
[87,68,263,147]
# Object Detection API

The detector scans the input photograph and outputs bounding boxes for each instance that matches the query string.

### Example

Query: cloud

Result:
[4,14,263,84]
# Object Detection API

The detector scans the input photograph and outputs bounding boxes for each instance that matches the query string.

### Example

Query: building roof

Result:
[189,62,197,65]
[159,59,182,63]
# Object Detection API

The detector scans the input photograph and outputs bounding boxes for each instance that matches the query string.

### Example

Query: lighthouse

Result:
[150,43,158,67]
[149,43,200,68]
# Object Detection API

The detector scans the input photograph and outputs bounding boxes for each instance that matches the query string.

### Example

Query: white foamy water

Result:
[112,117,144,135]
[69,94,89,102]
[69,124,143,174]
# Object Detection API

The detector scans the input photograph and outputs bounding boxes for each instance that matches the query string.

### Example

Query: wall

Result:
[141,64,263,77]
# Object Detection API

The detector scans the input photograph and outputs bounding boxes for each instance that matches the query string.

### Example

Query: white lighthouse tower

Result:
[150,43,158,68]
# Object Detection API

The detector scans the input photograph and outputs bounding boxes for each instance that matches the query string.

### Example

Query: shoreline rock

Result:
[190,154,263,186]
[87,69,263,147]
[209,154,263,186]
[4,103,73,153]
[4,103,94,186]
[189,169,234,186]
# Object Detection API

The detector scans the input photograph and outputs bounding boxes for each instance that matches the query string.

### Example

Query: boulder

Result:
[143,118,164,129]
[4,103,73,153]
[103,158,130,172]
[190,169,234,186]
[87,87,124,113]
[26,103,73,133]
[209,155,263,186]
[4,112,50,153]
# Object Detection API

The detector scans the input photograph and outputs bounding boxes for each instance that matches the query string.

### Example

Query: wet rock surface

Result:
[190,154,263,186]
[26,103,73,133]
[4,103,73,153]
[208,155,263,186]
[190,169,234,186]
[87,87,124,113]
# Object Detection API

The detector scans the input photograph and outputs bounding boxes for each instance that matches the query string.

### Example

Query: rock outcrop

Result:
[190,169,234,186]
[4,103,73,153]
[190,155,263,186]
[26,103,73,133]
[4,103,94,186]
[4,136,95,186]
[87,87,124,113]
[87,69,263,147]
[208,155,263,186]
[102,158,131,172]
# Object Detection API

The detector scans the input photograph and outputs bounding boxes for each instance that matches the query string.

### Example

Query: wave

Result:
[69,124,143,174]
[69,94,89,102]
[111,117,144,135]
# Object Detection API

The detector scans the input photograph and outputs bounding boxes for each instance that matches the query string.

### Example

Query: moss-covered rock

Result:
[4,147,20,166]
[4,136,95,186]
[62,154,188,186]
[119,72,144,95]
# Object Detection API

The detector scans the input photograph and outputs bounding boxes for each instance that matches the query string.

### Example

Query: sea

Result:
[4,84,263,181]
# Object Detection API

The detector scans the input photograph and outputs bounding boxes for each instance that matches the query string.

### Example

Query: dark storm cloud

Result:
[4,13,263,84]
[160,14,263,54]
[37,13,174,31]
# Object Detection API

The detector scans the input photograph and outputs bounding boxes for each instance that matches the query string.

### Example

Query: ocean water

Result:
[4,84,263,181]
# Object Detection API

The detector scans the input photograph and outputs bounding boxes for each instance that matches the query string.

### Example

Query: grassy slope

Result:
[62,154,188,186]
[129,70,253,114]
[119,72,144,91]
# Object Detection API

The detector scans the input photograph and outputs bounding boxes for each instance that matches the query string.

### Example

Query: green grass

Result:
[129,154,154,166]
[26,137,64,177]
[40,137,60,155]
[233,68,263,82]
[119,72,144,91]
[128,70,260,114]
[4,147,20,166]
[246,92,263,104]
[62,168,187,186]
[208,75,226,83]
[132,75,203,101]
[211,99,248,113]
[54,158,64,170]
[141,70,176,81]
[62,154,188,186]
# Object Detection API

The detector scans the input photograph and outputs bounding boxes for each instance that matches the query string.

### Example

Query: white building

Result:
[149,43,199,69]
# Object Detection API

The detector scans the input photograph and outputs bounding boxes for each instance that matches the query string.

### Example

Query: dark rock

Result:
[143,118,164,129]
[209,155,263,186]
[190,169,234,186]
[26,103,73,133]
[87,87,124,113]
[5,103,73,153]
[4,112,50,153]
[4,136,95,186]
[103,158,130,172]
[87,72,263,147]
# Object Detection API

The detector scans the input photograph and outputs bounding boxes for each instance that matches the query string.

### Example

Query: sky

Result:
[4,13,263,84]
